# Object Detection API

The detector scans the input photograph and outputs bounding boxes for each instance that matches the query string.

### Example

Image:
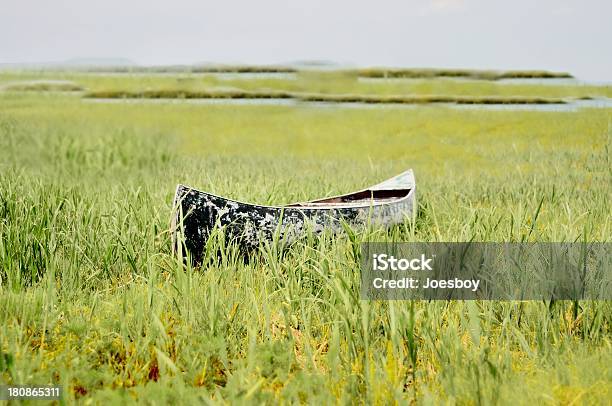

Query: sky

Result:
[1,0,610,80]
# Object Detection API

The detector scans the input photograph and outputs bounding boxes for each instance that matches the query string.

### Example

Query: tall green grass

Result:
[0,92,610,403]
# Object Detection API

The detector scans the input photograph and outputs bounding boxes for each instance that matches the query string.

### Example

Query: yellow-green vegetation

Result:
[355,67,573,80]
[0,80,84,92]
[83,88,568,105]
[0,75,611,403]
[2,70,611,100]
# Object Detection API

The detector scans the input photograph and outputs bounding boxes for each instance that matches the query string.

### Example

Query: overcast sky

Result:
[1,0,610,80]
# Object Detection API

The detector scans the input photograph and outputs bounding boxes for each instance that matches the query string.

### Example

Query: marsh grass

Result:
[1,80,84,92]
[84,89,567,105]
[356,68,574,80]
[3,70,611,100]
[27,65,572,80]
[0,90,610,403]
[75,64,298,74]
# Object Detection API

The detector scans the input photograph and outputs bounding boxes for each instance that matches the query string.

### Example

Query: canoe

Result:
[172,169,415,263]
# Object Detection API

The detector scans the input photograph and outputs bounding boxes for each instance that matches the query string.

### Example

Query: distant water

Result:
[498,78,611,86]
[213,72,296,80]
[451,98,612,111]
[84,97,612,111]
[359,77,612,87]
[79,71,296,80]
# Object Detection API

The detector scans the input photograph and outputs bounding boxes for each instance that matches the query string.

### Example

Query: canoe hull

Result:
[172,170,415,262]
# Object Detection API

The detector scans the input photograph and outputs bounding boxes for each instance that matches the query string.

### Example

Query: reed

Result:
[0,86,610,403]
[84,89,567,105]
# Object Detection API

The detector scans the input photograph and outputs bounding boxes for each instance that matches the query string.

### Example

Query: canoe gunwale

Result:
[173,169,415,211]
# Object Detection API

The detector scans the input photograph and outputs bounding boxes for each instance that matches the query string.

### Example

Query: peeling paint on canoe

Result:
[172,170,416,263]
